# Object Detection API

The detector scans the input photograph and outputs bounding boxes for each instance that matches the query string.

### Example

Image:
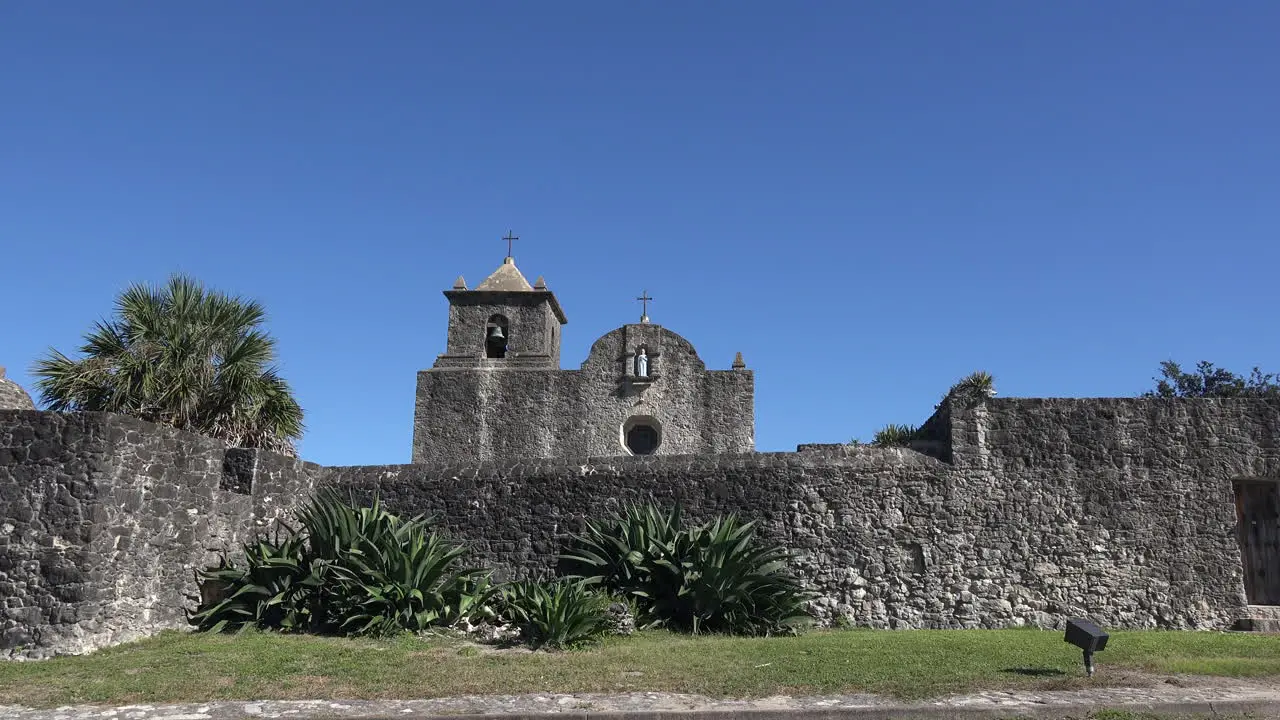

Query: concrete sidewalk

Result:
[3,680,1280,720]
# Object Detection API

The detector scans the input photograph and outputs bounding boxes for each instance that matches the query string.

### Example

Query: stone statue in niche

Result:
[634,348,649,377]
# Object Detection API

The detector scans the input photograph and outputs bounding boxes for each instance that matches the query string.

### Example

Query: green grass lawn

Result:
[0,628,1277,708]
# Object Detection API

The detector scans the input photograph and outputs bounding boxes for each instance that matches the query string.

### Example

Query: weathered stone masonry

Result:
[413,324,754,464]
[0,411,321,659]
[0,368,36,412]
[338,397,1274,632]
[1,396,1275,658]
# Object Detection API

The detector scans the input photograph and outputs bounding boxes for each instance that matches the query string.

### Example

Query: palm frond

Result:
[30,273,304,453]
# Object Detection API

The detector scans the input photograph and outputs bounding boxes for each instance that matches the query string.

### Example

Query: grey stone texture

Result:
[0,410,321,659]
[0,395,1275,659]
[0,368,36,411]
[413,258,754,464]
[356,396,1273,633]
[437,269,567,371]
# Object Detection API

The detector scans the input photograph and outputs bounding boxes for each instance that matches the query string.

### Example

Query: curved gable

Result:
[580,324,706,373]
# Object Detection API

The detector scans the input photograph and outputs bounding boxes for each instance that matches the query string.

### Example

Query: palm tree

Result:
[32,274,304,455]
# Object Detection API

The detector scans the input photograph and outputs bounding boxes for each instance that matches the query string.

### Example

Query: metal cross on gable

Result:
[503,230,519,257]
[636,290,653,321]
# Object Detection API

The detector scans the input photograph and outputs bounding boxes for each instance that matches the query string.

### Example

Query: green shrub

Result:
[561,503,814,636]
[871,423,918,447]
[298,492,495,635]
[498,579,612,649]
[952,370,995,401]
[937,370,996,409]
[188,531,323,633]
[559,502,683,594]
[189,488,495,636]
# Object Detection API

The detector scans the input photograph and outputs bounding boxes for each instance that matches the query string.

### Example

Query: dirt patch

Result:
[1021,668,1161,693]
[278,674,342,698]
[428,640,538,656]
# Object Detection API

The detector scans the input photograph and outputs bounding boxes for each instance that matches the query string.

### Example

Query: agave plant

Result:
[188,529,329,633]
[190,488,494,637]
[676,514,813,635]
[559,502,688,604]
[328,519,494,636]
[871,423,918,448]
[561,503,814,636]
[498,579,611,649]
[941,370,996,408]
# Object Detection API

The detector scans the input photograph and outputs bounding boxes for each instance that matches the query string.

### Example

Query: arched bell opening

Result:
[485,314,509,359]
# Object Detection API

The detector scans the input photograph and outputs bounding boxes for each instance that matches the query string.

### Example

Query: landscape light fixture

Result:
[1064,618,1109,677]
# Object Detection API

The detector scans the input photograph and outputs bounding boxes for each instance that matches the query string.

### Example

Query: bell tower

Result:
[431,251,567,370]
[412,232,753,465]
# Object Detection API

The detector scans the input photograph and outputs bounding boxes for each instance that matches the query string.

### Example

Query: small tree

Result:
[32,274,304,454]
[1144,361,1280,399]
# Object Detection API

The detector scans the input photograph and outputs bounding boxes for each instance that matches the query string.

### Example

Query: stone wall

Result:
[325,447,947,624]
[0,396,1273,659]
[948,397,1279,627]
[0,410,321,659]
[343,397,1274,632]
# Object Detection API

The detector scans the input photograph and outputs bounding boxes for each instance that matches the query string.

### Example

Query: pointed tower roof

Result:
[475,257,534,292]
[0,366,36,411]
[446,256,567,324]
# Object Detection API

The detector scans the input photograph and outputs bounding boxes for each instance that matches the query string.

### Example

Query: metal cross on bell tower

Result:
[636,290,653,323]
[503,230,519,258]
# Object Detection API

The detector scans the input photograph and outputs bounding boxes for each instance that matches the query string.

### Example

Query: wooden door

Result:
[1237,481,1280,605]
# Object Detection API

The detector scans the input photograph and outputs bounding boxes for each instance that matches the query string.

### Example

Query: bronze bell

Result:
[488,326,505,340]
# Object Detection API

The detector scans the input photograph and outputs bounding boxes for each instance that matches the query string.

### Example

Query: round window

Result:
[621,415,663,456]
[625,424,660,455]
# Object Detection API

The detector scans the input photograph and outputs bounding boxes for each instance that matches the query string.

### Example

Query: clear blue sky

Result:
[3,2,1278,466]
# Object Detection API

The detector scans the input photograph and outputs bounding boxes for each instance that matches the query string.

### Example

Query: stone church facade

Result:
[411,255,754,464]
